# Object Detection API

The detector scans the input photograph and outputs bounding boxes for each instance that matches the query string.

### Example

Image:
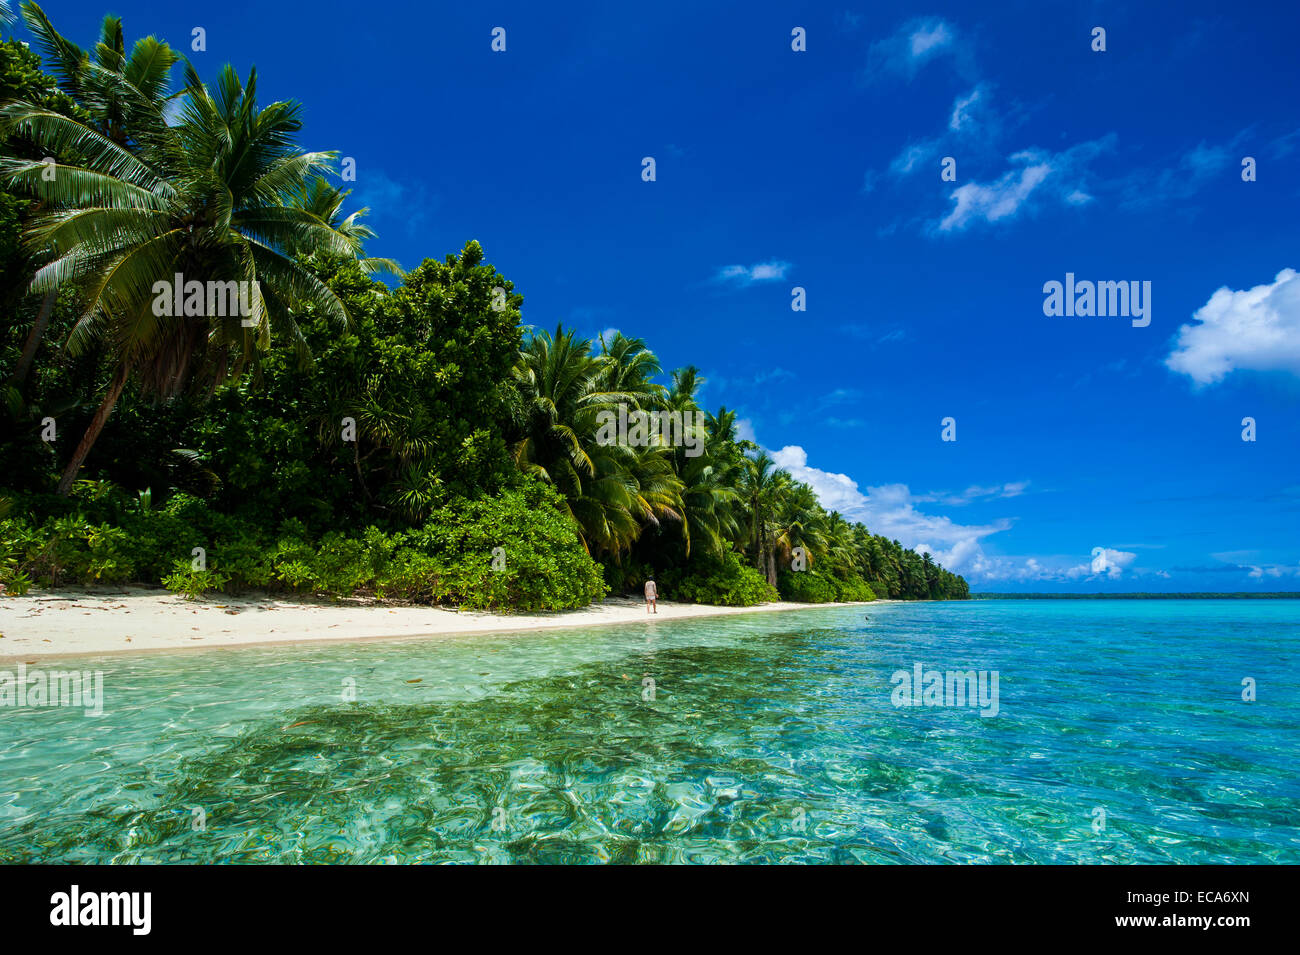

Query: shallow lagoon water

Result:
[1,599,1296,863]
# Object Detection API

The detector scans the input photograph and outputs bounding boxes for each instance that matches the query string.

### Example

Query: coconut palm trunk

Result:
[8,290,56,387]
[56,363,129,495]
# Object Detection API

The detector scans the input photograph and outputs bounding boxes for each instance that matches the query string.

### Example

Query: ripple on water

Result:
[1,600,1297,863]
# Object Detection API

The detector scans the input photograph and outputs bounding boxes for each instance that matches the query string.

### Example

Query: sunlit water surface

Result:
[1,599,1296,863]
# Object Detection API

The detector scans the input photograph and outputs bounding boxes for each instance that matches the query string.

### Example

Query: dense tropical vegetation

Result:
[0,3,968,609]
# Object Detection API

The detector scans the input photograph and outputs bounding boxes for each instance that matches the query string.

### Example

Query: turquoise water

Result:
[1,599,1297,863]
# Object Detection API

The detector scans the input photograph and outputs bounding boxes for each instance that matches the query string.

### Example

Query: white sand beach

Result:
[0,587,866,660]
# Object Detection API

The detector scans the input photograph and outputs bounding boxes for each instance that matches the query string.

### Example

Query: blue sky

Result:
[27,0,1300,591]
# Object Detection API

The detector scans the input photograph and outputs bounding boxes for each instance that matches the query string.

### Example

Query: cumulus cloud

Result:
[711,260,792,287]
[1165,269,1300,385]
[758,444,1242,587]
[961,547,1140,583]
[1075,547,1138,579]
[768,446,1013,576]
[1247,563,1300,579]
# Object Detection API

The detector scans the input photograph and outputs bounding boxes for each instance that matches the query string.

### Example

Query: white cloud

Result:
[1077,547,1138,579]
[712,260,792,287]
[969,547,1139,584]
[1121,140,1238,209]
[867,18,965,81]
[916,482,1030,506]
[758,445,1177,587]
[938,157,1051,230]
[768,446,1013,577]
[890,140,940,177]
[948,86,985,132]
[882,86,996,188]
[352,169,435,235]
[936,138,1113,232]
[1165,269,1300,385]
[842,323,907,344]
[910,21,953,58]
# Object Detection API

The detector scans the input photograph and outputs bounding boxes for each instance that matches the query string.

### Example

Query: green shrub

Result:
[162,560,230,599]
[777,569,839,603]
[662,550,776,606]
[0,478,605,612]
[835,576,877,602]
[399,479,607,611]
[777,570,876,603]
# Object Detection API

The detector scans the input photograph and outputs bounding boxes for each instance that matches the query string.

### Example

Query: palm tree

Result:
[19,5,178,148]
[675,447,739,557]
[920,550,939,598]
[5,5,178,392]
[822,510,855,576]
[665,364,703,412]
[595,330,666,403]
[772,481,827,573]
[2,23,361,493]
[705,405,737,445]
[738,450,792,585]
[285,174,403,280]
[513,325,682,556]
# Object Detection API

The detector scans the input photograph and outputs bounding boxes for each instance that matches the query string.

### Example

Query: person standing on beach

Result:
[644,576,658,614]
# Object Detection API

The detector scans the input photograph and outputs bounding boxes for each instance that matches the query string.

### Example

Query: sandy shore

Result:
[0,587,864,660]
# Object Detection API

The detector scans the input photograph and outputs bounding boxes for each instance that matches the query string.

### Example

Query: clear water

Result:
[1,599,1296,863]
